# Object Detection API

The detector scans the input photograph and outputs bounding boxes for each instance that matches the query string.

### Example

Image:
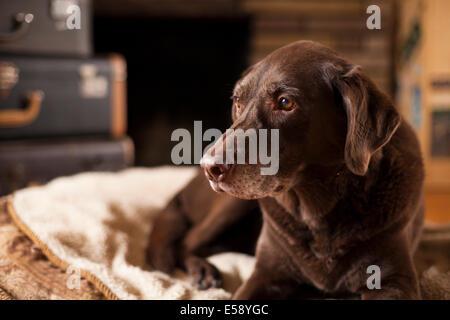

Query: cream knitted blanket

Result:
[7,167,254,300]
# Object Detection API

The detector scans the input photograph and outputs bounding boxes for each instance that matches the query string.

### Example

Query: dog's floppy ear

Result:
[322,62,401,176]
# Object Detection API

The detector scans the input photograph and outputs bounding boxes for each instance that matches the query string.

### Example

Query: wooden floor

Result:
[425,191,450,224]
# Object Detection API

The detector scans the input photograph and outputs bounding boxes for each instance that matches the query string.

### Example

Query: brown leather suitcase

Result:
[0,136,134,196]
[0,53,126,139]
[0,0,92,56]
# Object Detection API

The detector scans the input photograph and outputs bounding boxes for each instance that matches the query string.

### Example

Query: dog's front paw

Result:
[185,256,222,290]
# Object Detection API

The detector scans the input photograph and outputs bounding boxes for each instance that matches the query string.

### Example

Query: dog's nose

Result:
[200,157,231,182]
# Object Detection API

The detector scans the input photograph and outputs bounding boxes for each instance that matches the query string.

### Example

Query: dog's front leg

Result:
[147,194,189,274]
[359,266,421,300]
[178,198,259,289]
[234,225,302,299]
[357,234,421,300]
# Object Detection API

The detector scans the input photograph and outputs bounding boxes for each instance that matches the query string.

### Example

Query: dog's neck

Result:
[275,150,383,231]
[274,163,355,230]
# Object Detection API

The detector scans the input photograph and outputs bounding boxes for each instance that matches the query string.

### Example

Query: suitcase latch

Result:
[79,64,108,99]
[0,62,19,99]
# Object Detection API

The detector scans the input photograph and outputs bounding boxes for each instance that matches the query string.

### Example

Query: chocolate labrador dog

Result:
[147,40,424,299]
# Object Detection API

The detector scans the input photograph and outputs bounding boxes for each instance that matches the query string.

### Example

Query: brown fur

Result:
[147,41,424,299]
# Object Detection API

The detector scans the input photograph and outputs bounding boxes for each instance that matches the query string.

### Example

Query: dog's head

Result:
[200,40,400,199]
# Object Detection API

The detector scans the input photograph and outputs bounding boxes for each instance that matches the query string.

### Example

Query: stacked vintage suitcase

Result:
[0,0,134,195]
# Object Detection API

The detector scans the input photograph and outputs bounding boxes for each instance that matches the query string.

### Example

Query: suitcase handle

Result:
[0,90,43,127]
[0,13,34,43]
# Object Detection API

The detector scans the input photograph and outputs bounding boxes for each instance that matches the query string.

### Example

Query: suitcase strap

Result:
[0,13,34,43]
[0,91,43,127]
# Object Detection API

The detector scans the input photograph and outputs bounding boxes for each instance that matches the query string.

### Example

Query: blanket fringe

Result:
[0,287,13,300]
[6,195,119,300]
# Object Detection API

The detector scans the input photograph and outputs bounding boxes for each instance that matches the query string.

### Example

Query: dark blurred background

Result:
[94,15,250,165]
[0,0,449,223]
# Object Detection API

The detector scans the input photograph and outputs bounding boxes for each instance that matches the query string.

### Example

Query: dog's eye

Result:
[278,97,294,111]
